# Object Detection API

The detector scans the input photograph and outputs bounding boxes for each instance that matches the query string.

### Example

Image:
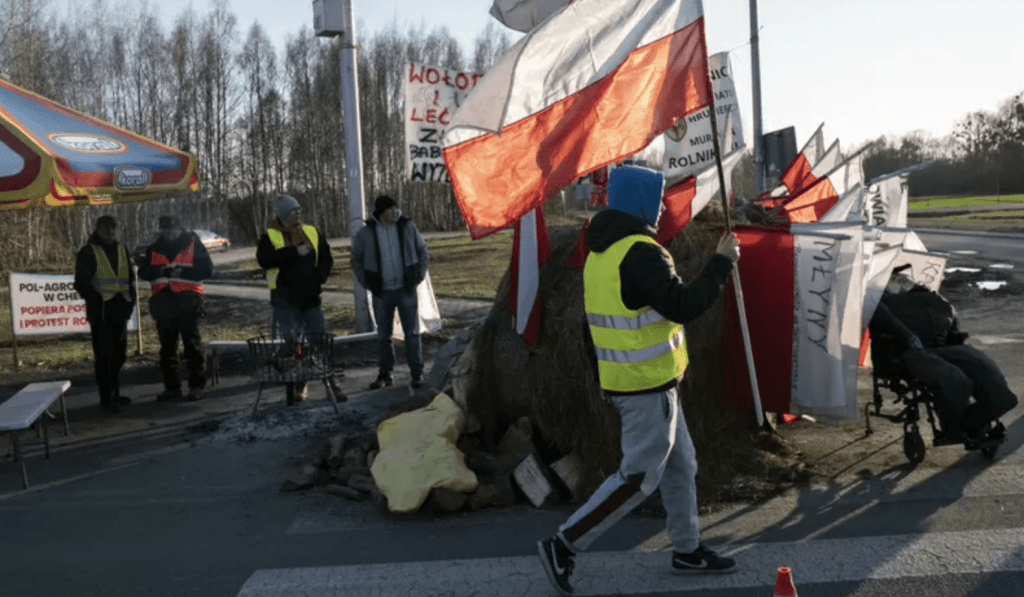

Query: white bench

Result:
[0,381,71,489]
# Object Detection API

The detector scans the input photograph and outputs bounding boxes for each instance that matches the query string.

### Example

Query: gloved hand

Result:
[716,232,740,263]
[296,244,312,257]
[907,335,924,350]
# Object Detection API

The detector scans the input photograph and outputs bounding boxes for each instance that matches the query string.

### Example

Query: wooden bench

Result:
[0,381,71,489]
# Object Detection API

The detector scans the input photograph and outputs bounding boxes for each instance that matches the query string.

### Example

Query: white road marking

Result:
[973,335,1024,345]
[236,528,1024,596]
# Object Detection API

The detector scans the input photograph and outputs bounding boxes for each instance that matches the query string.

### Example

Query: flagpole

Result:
[706,87,768,430]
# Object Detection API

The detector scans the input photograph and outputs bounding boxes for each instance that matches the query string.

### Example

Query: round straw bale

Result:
[465,209,758,498]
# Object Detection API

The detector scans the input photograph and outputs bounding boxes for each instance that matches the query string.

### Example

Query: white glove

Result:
[297,244,312,257]
[715,232,740,263]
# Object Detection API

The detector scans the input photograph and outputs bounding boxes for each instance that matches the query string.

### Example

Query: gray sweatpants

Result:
[557,386,700,554]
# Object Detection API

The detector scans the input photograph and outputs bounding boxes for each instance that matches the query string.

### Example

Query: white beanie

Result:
[275,194,300,221]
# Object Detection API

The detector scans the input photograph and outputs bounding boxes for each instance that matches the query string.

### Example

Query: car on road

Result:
[131,228,231,263]
[196,229,231,252]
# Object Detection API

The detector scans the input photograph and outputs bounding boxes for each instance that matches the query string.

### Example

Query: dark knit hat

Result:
[373,195,397,220]
[158,215,179,230]
[607,165,664,227]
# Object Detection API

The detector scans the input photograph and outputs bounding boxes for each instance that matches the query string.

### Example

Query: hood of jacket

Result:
[585,208,657,253]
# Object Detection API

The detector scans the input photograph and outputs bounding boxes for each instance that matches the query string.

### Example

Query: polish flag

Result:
[780,149,864,223]
[444,0,711,239]
[509,208,551,347]
[490,0,573,33]
[774,123,825,196]
[723,224,863,422]
[655,147,745,246]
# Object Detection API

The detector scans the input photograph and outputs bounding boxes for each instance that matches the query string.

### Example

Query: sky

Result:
[145,0,1024,152]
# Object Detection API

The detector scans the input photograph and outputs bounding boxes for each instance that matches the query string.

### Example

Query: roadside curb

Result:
[913,227,1024,241]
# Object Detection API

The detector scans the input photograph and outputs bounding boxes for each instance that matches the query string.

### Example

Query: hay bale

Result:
[466,211,757,499]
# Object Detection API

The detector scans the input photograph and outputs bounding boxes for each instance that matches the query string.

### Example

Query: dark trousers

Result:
[903,345,1018,434]
[89,317,129,402]
[372,289,423,378]
[156,315,206,392]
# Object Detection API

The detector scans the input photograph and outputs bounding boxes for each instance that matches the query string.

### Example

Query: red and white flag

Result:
[444,0,711,239]
[509,208,551,347]
[723,224,863,423]
[490,0,573,32]
[773,123,825,196]
[655,147,744,245]
[780,149,865,223]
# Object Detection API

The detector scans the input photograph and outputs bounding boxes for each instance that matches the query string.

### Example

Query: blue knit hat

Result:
[607,165,664,226]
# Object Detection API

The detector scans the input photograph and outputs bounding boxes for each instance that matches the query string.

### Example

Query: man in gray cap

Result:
[257,194,344,404]
[138,215,213,401]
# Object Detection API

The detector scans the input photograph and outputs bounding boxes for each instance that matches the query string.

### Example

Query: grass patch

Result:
[325,231,513,299]
[909,194,1024,209]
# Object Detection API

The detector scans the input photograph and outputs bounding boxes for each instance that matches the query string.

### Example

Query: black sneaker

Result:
[537,535,575,595]
[671,544,736,574]
[369,375,393,390]
[411,375,424,389]
[156,389,183,402]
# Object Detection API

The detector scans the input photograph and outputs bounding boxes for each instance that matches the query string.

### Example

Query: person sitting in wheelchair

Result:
[869,266,1017,445]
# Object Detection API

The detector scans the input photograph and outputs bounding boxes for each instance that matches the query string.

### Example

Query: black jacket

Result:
[870,286,968,351]
[73,233,136,323]
[256,224,334,310]
[584,209,734,394]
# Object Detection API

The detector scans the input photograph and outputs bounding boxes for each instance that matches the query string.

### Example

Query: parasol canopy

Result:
[0,77,199,210]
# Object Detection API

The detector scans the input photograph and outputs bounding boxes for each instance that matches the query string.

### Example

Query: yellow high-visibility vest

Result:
[266,225,319,290]
[583,234,688,392]
[91,244,130,300]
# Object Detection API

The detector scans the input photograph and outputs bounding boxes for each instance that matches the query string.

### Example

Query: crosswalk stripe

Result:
[236,527,1024,596]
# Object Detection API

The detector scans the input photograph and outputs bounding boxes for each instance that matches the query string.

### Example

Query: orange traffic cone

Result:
[774,566,797,596]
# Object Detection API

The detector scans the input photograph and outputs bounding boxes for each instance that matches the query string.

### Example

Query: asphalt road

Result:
[2,228,1024,596]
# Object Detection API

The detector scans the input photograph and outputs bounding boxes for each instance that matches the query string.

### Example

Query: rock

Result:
[497,417,533,457]
[330,466,369,484]
[324,434,347,468]
[468,476,516,510]
[366,449,378,469]
[342,447,366,468]
[326,484,366,501]
[303,464,330,486]
[429,487,468,512]
[347,473,377,495]
[550,453,585,501]
[281,468,316,492]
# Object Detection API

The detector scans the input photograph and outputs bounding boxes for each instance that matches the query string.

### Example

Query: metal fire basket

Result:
[246,330,342,420]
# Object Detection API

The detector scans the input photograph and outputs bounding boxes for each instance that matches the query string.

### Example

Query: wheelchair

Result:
[866,332,1006,463]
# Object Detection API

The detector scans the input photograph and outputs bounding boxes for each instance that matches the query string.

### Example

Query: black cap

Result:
[158,215,180,230]
[372,195,397,220]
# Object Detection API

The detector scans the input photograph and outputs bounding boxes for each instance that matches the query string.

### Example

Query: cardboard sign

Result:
[404,62,483,183]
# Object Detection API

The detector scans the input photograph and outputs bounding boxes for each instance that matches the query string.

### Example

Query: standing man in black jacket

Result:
[257,194,344,404]
[351,195,430,390]
[73,215,136,414]
[138,216,213,402]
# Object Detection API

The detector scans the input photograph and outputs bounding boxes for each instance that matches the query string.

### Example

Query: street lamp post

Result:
[314,0,373,332]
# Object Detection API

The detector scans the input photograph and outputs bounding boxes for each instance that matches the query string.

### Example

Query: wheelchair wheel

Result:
[903,428,926,463]
[981,445,999,460]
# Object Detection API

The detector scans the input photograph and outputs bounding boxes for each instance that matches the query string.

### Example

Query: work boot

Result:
[411,374,424,389]
[186,387,203,402]
[100,395,122,414]
[369,374,393,390]
[156,388,183,402]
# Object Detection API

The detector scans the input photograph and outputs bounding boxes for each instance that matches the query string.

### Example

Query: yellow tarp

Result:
[370,392,478,513]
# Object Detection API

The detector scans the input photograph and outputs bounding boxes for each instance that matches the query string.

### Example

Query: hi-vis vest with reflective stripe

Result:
[91,244,130,300]
[149,238,203,294]
[584,234,688,393]
[266,225,319,290]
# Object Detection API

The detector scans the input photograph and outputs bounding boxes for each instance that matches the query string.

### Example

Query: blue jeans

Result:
[373,289,423,378]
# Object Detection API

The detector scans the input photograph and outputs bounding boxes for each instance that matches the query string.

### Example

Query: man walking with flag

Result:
[538,165,740,595]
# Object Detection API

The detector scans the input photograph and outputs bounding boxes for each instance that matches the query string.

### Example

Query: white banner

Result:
[9,271,139,337]
[790,228,862,421]
[865,173,909,228]
[404,62,482,183]
[662,51,744,180]
[862,246,903,328]
[388,270,442,340]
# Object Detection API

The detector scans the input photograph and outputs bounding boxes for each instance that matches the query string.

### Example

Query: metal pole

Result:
[749,0,766,196]
[708,75,767,430]
[8,272,19,372]
[338,0,373,333]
